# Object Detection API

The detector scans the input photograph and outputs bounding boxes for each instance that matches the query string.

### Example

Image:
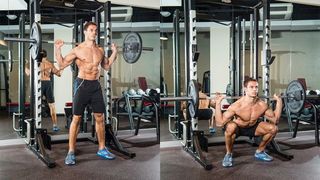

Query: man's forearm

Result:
[215,103,224,127]
[103,51,117,70]
[55,48,65,69]
[274,101,283,124]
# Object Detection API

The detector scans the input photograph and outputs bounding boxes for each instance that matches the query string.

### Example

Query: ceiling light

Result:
[64,2,74,7]
[160,11,171,17]
[6,15,17,20]
[160,33,168,41]
[222,0,232,3]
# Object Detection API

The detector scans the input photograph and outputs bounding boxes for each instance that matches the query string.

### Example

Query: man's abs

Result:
[234,118,258,128]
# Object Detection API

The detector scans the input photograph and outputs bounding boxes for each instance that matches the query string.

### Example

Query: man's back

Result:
[40,59,59,80]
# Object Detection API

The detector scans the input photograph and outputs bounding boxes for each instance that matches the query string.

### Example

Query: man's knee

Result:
[94,113,104,123]
[225,122,237,136]
[269,125,278,135]
[72,115,82,123]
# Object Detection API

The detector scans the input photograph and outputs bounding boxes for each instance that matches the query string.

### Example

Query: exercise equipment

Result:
[161,80,307,118]
[0,50,13,72]
[4,25,153,64]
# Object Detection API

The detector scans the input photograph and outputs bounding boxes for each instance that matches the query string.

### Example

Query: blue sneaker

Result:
[97,147,116,160]
[65,152,76,165]
[209,127,216,134]
[254,151,273,162]
[53,126,60,132]
[222,153,233,167]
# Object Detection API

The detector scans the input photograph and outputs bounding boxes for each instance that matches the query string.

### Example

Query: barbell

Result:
[4,22,153,64]
[161,80,308,118]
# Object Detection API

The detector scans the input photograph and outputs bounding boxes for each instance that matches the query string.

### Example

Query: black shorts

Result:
[41,80,54,103]
[73,78,105,115]
[184,108,212,120]
[224,121,261,138]
[197,109,213,120]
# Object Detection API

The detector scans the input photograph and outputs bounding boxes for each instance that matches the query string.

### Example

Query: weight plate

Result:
[188,80,199,118]
[30,22,42,60]
[285,80,305,113]
[123,32,142,64]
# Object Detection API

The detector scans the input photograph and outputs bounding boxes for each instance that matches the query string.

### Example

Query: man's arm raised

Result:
[264,94,283,125]
[101,43,117,70]
[54,40,77,70]
[214,94,235,127]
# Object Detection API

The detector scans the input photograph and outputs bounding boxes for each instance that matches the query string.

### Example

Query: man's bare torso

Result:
[74,43,104,80]
[230,97,268,127]
[40,59,55,81]
[199,92,210,109]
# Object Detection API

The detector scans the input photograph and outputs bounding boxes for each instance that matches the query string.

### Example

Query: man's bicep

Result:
[264,108,275,120]
[64,52,76,64]
[223,109,235,120]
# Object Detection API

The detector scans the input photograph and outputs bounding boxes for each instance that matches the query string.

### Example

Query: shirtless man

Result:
[182,83,216,134]
[54,21,118,165]
[26,49,62,131]
[214,77,282,167]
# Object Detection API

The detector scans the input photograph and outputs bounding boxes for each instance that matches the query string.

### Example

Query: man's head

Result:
[84,21,98,41]
[243,77,258,97]
[41,49,47,58]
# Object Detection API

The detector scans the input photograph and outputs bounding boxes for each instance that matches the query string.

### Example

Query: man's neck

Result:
[243,95,258,104]
[84,40,96,47]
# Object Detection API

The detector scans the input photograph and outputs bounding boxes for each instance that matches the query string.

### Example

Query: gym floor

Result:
[159,111,320,180]
[0,109,159,180]
[0,109,319,180]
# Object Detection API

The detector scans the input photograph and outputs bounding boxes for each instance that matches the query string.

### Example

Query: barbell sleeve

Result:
[4,37,36,43]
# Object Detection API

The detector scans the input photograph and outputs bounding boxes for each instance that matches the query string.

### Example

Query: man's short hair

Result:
[84,21,97,31]
[243,77,257,87]
[41,49,47,58]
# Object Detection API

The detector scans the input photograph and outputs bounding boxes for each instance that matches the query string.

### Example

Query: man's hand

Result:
[209,99,216,108]
[54,39,64,49]
[111,43,118,54]
[273,94,282,103]
[214,93,225,104]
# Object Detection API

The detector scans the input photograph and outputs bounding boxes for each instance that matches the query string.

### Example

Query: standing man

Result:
[26,49,62,132]
[54,21,118,165]
[214,77,283,167]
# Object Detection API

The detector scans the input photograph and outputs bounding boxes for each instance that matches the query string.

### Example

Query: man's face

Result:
[84,25,97,41]
[244,81,258,97]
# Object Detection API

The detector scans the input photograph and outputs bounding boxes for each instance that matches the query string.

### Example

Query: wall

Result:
[1,29,160,114]
[162,29,320,97]
[270,30,320,93]
[111,32,160,96]
[162,32,210,94]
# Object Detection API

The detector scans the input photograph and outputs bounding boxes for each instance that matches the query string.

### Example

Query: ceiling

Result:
[0,0,319,26]
[161,0,320,23]
[0,0,160,26]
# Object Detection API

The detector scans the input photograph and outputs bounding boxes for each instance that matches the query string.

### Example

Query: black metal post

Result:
[19,13,26,136]
[173,9,182,138]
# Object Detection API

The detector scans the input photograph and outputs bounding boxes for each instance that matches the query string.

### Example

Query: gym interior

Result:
[0,0,319,180]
